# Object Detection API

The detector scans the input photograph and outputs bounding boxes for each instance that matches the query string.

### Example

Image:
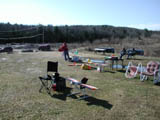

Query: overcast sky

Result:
[0,0,160,30]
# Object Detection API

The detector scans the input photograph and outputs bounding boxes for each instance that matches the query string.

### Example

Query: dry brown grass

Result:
[0,50,160,120]
[83,34,160,57]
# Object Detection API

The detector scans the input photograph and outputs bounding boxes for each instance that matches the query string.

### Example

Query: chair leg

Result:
[140,74,147,81]
[140,74,144,81]
[39,78,52,95]
[125,62,131,78]
[67,84,81,96]
[39,84,43,93]
[153,71,160,84]
[79,88,89,100]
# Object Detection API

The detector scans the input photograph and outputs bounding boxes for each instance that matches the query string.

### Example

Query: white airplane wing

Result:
[67,78,98,90]
[67,78,81,85]
[81,84,98,90]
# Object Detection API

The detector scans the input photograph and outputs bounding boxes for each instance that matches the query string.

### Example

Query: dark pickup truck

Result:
[127,49,144,56]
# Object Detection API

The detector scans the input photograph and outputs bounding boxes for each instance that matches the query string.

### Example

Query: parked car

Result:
[0,47,13,53]
[38,44,51,51]
[94,47,115,54]
[135,49,144,55]
[127,49,144,56]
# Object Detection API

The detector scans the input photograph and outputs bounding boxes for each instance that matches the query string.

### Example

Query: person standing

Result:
[127,48,136,59]
[59,42,70,61]
[120,48,126,59]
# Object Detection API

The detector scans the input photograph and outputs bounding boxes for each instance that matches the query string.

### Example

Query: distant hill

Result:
[0,22,160,57]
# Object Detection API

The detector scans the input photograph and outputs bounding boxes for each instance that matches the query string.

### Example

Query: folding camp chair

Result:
[125,62,142,78]
[125,61,160,84]
[139,61,160,83]
[39,61,58,95]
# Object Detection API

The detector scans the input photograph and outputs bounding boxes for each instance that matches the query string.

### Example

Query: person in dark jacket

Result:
[127,48,136,59]
[120,48,126,59]
[59,42,70,61]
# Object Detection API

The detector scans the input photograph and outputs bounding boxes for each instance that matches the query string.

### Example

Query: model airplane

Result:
[68,62,82,66]
[66,77,98,99]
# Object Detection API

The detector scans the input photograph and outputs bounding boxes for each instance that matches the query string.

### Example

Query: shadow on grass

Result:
[84,96,113,109]
[51,87,74,101]
[51,88,113,109]
[154,82,160,86]
[126,58,144,60]
[103,70,116,73]
[66,94,113,109]
[117,69,126,73]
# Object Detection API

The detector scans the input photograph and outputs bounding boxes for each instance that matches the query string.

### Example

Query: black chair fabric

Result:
[80,77,88,89]
[47,61,58,73]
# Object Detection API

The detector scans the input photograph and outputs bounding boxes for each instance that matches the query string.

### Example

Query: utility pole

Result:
[43,26,44,43]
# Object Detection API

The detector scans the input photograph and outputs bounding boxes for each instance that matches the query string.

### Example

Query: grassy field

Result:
[0,49,160,120]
